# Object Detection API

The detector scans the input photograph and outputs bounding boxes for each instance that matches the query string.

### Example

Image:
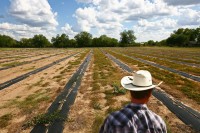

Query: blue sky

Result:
[0,0,200,42]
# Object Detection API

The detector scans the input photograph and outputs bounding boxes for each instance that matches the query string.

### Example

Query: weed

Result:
[107,49,200,104]
[93,102,102,110]
[22,111,62,129]
[1,61,24,67]
[18,94,50,113]
[92,83,100,91]
[41,82,50,87]
[29,79,43,89]
[0,114,13,128]
[121,101,130,106]
[92,115,104,133]
[22,66,35,71]
[112,83,127,95]
[16,96,21,99]
[106,106,121,114]
[164,119,172,133]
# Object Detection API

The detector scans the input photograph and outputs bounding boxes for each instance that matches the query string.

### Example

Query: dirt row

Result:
[0,49,69,64]
[0,52,66,68]
[106,49,200,113]
[63,49,194,133]
[0,50,89,133]
[0,48,197,133]
[122,47,200,62]
[112,49,200,76]
[0,50,79,84]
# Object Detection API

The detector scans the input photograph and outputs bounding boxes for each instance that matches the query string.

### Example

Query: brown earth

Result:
[0,49,198,133]
[0,51,87,133]
[63,51,195,133]
[0,52,65,68]
[0,50,77,83]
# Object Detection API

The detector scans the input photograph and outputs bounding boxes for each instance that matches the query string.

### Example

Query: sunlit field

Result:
[0,47,199,133]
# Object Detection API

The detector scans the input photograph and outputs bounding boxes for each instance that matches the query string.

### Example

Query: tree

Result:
[120,30,136,47]
[19,38,33,47]
[51,34,70,48]
[0,35,17,47]
[68,39,77,47]
[74,31,92,47]
[147,40,156,46]
[166,34,189,47]
[91,35,118,47]
[32,34,51,48]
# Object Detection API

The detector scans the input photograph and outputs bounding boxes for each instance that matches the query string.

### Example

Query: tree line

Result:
[0,30,137,48]
[0,27,200,48]
[144,27,200,47]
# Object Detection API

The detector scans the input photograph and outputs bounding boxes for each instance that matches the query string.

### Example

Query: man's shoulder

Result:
[147,109,166,126]
[106,105,134,126]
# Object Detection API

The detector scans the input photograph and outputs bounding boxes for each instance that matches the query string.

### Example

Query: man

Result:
[100,70,166,133]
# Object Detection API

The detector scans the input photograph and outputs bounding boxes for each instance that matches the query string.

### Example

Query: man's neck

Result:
[131,98,148,104]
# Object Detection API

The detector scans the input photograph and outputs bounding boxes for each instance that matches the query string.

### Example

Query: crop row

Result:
[111,48,200,76]
[105,49,200,104]
[122,47,200,64]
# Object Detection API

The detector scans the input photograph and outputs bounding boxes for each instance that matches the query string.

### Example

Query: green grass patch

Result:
[18,93,50,113]
[22,111,62,129]
[112,83,127,95]
[1,92,50,113]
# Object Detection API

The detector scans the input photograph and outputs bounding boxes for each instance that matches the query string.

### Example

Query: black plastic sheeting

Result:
[102,50,200,132]
[101,50,133,73]
[0,52,58,64]
[127,52,200,68]
[111,50,200,82]
[31,51,92,133]
[0,52,81,90]
[0,53,65,71]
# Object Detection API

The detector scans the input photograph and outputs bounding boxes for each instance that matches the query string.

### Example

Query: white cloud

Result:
[61,23,78,38]
[71,0,178,40]
[134,18,177,42]
[138,18,177,30]
[3,0,200,42]
[177,8,200,26]
[163,0,200,6]
[75,7,98,31]
[0,22,55,40]
[9,0,58,30]
[2,0,59,40]
[76,0,93,4]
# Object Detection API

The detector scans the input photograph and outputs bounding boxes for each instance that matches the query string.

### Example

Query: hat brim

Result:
[121,76,162,91]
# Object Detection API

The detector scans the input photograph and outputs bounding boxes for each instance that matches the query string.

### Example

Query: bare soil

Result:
[0,48,198,133]
[0,50,85,133]
[63,50,195,133]
[0,51,75,83]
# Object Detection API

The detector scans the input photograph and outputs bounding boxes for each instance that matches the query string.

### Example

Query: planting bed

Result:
[110,48,200,77]
[0,48,89,133]
[0,48,199,133]
[102,50,200,131]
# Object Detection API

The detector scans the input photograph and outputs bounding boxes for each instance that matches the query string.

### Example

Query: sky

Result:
[0,0,200,42]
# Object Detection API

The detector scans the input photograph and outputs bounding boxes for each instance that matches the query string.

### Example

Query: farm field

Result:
[0,47,199,133]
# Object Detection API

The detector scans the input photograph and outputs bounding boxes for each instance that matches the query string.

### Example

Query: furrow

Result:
[101,49,200,132]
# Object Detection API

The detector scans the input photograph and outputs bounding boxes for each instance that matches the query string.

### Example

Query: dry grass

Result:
[106,49,200,104]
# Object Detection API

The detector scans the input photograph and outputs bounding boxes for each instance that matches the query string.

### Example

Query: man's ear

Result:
[146,89,153,98]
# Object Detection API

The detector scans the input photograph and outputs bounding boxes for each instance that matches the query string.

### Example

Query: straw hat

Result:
[121,70,162,91]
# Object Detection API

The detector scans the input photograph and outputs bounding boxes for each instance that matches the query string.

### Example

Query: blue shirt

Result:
[100,103,167,133]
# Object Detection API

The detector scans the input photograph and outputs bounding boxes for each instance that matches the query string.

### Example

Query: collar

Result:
[125,103,148,110]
